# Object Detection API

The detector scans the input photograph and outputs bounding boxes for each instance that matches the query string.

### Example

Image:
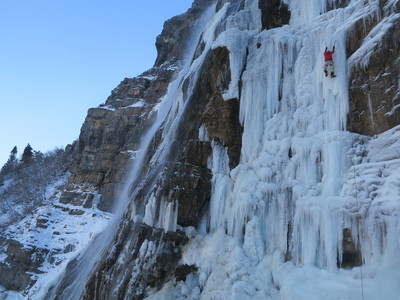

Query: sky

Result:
[0,0,193,167]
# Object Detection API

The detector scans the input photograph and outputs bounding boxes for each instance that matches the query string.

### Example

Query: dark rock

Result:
[35,218,48,229]
[348,15,400,135]
[59,185,97,209]
[81,222,189,300]
[53,205,69,212]
[68,209,85,216]
[155,162,212,227]
[259,0,291,30]
[82,194,94,208]
[66,66,180,211]
[195,46,242,169]
[346,10,380,58]
[63,244,76,253]
[327,0,351,11]
[180,140,212,168]
[201,95,243,169]
[0,238,48,291]
[338,228,362,268]
[154,2,209,67]
[174,264,198,282]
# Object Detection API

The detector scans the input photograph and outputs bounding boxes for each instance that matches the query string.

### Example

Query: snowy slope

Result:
[0,179,110,299]
[144,0,400,299]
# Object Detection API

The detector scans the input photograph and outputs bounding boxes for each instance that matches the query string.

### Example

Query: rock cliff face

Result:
[142,46,240,228]
[0,238,47,291]
[66,66,178,211]
[63,2,213,213]
[83,223,189,300]
[258,0,290,30]
[347,2,400,135]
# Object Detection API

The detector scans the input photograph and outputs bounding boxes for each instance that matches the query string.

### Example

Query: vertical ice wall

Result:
[284,0,341,25]
[205,0,359,268]
[209,0,399,271]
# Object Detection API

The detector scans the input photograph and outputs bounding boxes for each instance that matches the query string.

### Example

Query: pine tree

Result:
[21,143,33,165]
[10,146,17,162]
[0,146,19,176]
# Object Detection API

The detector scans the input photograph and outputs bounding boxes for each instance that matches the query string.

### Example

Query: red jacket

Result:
[324,48,334,61]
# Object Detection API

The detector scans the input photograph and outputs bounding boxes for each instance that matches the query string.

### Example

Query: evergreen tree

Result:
[10,146,17,162]
[21,143,33,164]
[0,146,19,176]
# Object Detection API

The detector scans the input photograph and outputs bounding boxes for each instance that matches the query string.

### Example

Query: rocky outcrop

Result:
[339,228,362,268]
[143,46,241,228]
[259,0,290,30]
[345,9,380,58]
[59,184,99,208]
[154,0,211,67]
[347,5,400,135]
[327,0,351,11]
[0,238,47,291]
[83,222,188,300]
[65,65,180,211]
[201,93,242,169]
[174,264,198,282]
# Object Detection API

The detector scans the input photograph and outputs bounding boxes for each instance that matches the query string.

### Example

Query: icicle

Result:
[208,141,232,232]
[198,124,210,141]
[143,194,156,227]
[159,200,178,232]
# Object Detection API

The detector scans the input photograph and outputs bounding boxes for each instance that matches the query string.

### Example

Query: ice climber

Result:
[323,46,336,78]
